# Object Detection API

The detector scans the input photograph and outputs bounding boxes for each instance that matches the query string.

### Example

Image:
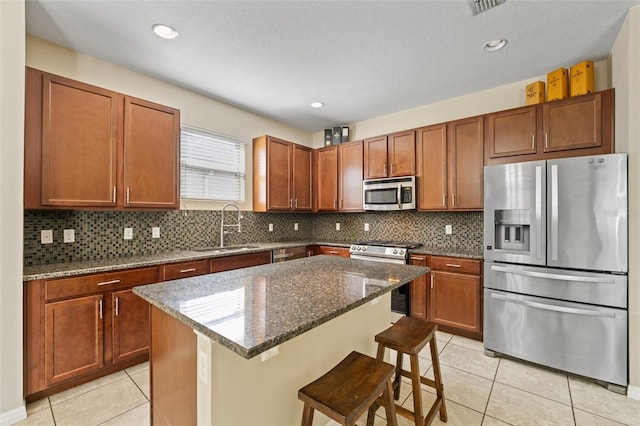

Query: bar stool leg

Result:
[301,403,314,426]
[429,338,448,422]
[393,352,403,400]
[409,353,424,426]
[381,379,398,426]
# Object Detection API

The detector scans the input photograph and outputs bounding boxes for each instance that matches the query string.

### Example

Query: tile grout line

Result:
[124,367,150,402]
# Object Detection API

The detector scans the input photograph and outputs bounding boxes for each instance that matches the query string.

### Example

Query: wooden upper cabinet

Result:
[416,124,447,210]
[338,140,364,211]
[543,92,602,152]
[363,131,416,179]
[363,135,388,179]
[123,97,180,209]
[315,146,338,211]
[253,135,312,212]
[24,67,180,210]
[448,116,484,210]
[292,144,313,211]
[388,130,416,177]
[38,71,119,207]
[486,106,537,159]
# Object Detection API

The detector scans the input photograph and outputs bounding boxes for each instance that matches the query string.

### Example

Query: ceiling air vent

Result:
[470,0,506,15]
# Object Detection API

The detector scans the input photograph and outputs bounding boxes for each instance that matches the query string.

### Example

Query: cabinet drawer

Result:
[45,267,158,301]
[160,260,209,281]
[210,251,271,273]
[318,246,350,257]
[430,256,480,275]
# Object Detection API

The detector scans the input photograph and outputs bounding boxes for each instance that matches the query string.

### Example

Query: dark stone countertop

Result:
[133,255,429,359]
[23,240,480,281]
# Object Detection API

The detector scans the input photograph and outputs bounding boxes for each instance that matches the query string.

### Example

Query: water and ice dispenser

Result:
[493,209,530,253]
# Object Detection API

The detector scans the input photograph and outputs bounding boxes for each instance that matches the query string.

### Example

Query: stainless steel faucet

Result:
[220,203,242,247]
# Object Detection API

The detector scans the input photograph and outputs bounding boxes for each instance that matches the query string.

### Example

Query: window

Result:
[180,125,246,202]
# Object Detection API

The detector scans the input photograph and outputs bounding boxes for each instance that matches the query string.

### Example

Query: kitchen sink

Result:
[193,245,260,253]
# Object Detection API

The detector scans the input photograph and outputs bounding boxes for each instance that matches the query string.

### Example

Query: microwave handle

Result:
[397,185,402,209]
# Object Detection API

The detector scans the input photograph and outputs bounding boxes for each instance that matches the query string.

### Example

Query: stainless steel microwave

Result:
[363,176,416,211]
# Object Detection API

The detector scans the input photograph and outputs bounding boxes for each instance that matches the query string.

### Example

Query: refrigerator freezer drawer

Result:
[484,289,627,386]
[484,262,627,308]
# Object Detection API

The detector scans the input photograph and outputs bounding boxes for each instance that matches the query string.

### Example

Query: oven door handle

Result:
[490,293,616,318]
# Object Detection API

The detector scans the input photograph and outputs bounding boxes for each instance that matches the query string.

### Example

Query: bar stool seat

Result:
[367,317,447,426]
[298,351,398,426]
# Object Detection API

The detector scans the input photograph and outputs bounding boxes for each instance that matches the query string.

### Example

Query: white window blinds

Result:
[180,125,246,202]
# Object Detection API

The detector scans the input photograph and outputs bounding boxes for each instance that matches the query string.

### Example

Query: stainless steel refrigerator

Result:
[483,153,628,391]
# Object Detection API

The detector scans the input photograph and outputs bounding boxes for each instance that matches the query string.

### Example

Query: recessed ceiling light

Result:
[483,38,507,52]
[152,24,179,40]
[310,102,324,108]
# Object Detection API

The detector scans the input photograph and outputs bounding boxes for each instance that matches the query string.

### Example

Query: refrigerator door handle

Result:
[535,165,543,260]
[490,265,617,284]
[550,164,559,261]
[490,293,616,318]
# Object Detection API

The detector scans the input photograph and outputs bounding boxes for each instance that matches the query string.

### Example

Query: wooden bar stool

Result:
[366,317,447,426]
[298,351,398,426]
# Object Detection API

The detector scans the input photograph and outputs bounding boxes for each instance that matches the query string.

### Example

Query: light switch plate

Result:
[124,227,133,240]
[41,230,53,244]
[268,223,273,232]
[63,229,75,243]
[445,224,453,235]
[152,227,161,238]
[335,222,341,231]
[364,223,370,232]
[294,222,299,231]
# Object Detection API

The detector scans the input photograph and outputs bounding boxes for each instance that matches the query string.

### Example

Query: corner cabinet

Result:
[485,89,614,165]
[416,117,484,211]
[314,140,363,212]
[24,67,180,210]
[253,135,313,212]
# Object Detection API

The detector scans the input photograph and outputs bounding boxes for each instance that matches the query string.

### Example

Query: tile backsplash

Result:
[24,209,483,266]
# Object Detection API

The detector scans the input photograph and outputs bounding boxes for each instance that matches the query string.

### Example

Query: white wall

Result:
[612,5,640,398]
[0,0,26,424]
[26,36,313,212]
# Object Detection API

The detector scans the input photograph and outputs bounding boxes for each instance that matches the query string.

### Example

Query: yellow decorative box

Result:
[547,68,568,101]
[525,81,545,105]
[570,60,594,96]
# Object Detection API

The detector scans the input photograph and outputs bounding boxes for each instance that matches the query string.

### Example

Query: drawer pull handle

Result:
[329,251,339,254]
[97,279,121,286]
[179,268,197,273]
[445,263,461,268]
[410,257,423,261]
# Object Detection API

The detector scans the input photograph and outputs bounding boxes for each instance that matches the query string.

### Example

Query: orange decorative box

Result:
[547,68,568,101]
[570,60,594,96]
[525,81,545,105]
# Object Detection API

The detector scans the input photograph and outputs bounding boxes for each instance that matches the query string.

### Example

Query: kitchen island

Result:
[134,255,428,426]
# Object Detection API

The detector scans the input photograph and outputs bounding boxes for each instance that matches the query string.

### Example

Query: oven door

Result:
[349,254,409,315]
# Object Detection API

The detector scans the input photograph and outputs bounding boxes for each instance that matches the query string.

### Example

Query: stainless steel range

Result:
[349,240,423,314]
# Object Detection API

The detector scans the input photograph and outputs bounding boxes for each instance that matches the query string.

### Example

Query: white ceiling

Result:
[25,0,640,133]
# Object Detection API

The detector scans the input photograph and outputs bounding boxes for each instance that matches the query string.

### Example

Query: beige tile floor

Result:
[18,332,640,426]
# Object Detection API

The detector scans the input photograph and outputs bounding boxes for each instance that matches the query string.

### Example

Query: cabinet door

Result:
[112,290,150,364]
[409,254,428,319]
[543,92,602,152]
[448,116,484,210]
[123,97,180,209]
[40,73,118,207]
[45,294,104,385]
[487,106,537,158]
[316,146,338,211]
[430,271,481,335]
[388,130,416,177]
[266,137,293,210]
[339,140,364,211]
[292,144,313,211]
[416,124,447,210]
[363,136,388,179]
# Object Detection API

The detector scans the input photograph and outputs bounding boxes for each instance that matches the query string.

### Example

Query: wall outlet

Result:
[40,230,53,244]
[294,222,299,231]
[268,223,273,232]
[124,227,134,240]
[152,227,161,238]
[335,222,341,231]
[63,229,75,243]
[445,224,453,235]
[364,223,370,232]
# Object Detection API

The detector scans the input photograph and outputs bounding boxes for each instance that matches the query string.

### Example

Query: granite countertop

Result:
[133,255,429,359]
[23,240,481,281]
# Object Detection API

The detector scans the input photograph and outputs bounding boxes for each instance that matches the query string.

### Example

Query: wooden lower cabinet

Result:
[317,246,350,257]
[409,255,483,340]
[44,294,105,386]
[210,251,272,272]
[112,289,150,364]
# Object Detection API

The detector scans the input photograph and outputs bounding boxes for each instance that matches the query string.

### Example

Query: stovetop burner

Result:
[354,240,423,249]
